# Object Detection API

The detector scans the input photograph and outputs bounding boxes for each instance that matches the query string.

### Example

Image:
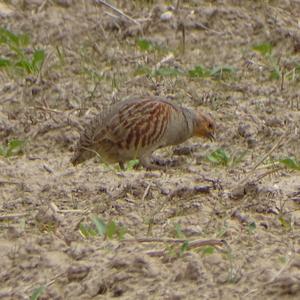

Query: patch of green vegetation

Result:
[0,139,25,157]
[30,286,45,300]
[201,246,215,255]
[137,38,156,52]
[207,148,246,167]
[125,159,140,170]
[252,42,273,56]
[254,46,300,81]
[278,215,292,231]
[286,63,300,81]
[173,223,186,239]
[0,27,45,76]
[79,216,126,240]
[188,64,236,80]
[179,240,189,256]
[154,66,182,77]
[279,157,300,171]
[247,222,256,234]
[252,42,282,80]
[188,65,210,77]
[136,38,169,54]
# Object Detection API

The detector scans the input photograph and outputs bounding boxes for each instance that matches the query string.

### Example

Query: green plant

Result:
[79,216,126,240]
[279,157,300,171]
[278,215,292,231]
[179,240,189,256]
[0,27,45,76]
[125,159,140,170]
[173,223,186,239]
[207,148,246,167]
[246,222,256,234]
[188,64,236,80]
[252,42,273,56]
[0,139,25,157]
[136,38,156,52]
[154,66,182,77]
[252,42,281,80]
[201,246,215,255]
[136,37,169,53]
[30,286,45,300]
[188,65,210,78]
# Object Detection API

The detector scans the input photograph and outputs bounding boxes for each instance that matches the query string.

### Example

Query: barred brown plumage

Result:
[71,96,215,170]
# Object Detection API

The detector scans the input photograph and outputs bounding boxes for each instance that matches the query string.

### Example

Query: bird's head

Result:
[193,111,216,141]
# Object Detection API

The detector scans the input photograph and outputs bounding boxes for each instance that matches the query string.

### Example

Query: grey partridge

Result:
[71,96,215,170]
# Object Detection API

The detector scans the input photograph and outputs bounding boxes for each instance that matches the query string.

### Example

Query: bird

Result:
[71,96,215,170]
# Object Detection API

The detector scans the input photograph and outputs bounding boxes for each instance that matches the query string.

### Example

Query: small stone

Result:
[67,265,90,281]
[160,11,173,21]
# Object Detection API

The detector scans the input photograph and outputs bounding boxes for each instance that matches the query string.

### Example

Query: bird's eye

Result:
[208,123,213,129]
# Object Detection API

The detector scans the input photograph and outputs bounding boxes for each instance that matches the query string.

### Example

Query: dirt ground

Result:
[0,0,300,299]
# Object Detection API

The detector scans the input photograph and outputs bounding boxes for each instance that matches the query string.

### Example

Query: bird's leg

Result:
[119,162,125,170]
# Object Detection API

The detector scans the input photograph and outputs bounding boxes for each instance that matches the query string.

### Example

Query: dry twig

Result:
[237,133,286,186]
[95,0,140,25]
[0,213,29,221]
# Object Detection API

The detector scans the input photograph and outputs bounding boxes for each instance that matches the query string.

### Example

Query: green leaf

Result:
[154,67,182,77]
[279,157,300,171]
[278,216,291,230]
[0,57,12,67]
[179,240,189,256]
[106,221,117,239]
[15,59,33,73]
[31,49,45,73]
[30,286,45,300]
[174,223,185,239]
[0,28,30,48]
[0,27,19,46]
[188,65,210,78]
[252,42,273,56]
[79,223,97,238]
[0,139,25,157]
[207,148,230,166]
[270,68,281,80]
[247,222,256,233]
[201,246,215,255]
[126,159,140,170]
[137,38,154,51]
[6,139,25,157]
[92,216,106,237]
